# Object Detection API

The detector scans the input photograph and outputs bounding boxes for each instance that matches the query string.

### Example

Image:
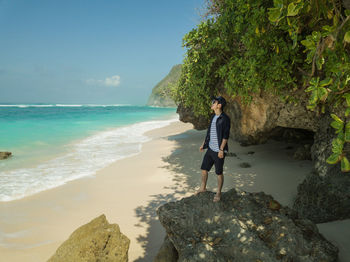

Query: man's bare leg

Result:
[196,169,208,194]
[213,174,224,202]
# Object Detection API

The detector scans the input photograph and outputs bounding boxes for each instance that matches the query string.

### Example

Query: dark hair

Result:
[212,96,226,111]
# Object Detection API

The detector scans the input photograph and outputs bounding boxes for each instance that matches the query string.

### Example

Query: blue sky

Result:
[0,0,205,105]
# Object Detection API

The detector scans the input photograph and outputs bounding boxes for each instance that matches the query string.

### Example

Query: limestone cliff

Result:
[177,89,350,223]
[147,65,181,107]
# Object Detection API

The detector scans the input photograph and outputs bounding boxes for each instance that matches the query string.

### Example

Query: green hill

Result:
[147,64,181,107]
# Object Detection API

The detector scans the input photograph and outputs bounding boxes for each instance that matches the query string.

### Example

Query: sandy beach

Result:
[0,120,349,261]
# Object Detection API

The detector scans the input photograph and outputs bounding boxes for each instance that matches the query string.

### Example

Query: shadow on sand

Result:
[132,128,302,261]
[133,129,203,261]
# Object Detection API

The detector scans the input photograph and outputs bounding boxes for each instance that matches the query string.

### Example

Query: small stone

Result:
[0,152,12,160]
[263,217,273,225]
[239,162,251,168]
[226,152,237,157]
[268,200,281,211]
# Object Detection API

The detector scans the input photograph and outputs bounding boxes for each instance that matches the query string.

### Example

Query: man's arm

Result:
[219,139,228,151]
[218,139,228,158]
[199,141,205,152]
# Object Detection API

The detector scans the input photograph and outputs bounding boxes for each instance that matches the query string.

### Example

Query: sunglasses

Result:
[212,100,218,104]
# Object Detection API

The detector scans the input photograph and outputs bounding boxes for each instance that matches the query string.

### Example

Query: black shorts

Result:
[201,148,225,175]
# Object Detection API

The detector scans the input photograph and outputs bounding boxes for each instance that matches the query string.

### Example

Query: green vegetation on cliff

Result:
[175,0,350,172]
[147,64,182,107]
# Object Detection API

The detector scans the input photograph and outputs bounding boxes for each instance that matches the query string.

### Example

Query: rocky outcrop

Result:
[224,91,318,145]
[157,189,338,262]
[177,88,350,222]
[293,112,350,223]
[147,65,181,107]
[343,0,350,9]
[0,152,12,160]
[176,103,210,130]
[293,170,350,223]
[48,214,130,262]
[154,236,178,262]
[176,90,317,144]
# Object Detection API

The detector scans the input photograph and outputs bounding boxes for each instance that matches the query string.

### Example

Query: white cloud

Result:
[86,75,121,87]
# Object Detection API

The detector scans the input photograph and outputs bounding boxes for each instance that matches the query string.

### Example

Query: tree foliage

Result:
[175,0,350,172]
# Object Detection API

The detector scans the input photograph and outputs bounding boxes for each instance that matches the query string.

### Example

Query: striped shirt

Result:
[209,114,220,152]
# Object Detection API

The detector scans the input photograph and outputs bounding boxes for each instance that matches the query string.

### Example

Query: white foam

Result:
[0,105,30,108]
[0,104,130,108]
[0,117,178,202]
[54,104,82,107]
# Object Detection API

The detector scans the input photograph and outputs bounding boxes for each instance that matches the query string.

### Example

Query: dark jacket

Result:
[203,112,231,152]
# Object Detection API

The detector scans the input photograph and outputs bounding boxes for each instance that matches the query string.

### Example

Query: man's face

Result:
[211,100,221,110]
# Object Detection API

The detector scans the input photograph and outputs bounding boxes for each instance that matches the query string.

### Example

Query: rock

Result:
[239,162,251,168]
[176,89,317,145]
[293,171,350,223]
[293,144,312,160]
[157,189,338,262]
[176,103,210,130]
[226,152,237,157]
[220,90,317,145]
[48,214,130,262]
[293,112,350,223]
[0,152,12,160]
[154,236,178,262]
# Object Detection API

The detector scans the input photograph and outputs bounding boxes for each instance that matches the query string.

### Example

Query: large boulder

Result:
[0,152,12,160]
[157,189,338,262]
[293,112,350,223]
[48,214,130,262]
[154,236,178,262]
[293,171,350,223]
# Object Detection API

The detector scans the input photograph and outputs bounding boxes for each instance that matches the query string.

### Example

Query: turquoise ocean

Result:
[0,104,177,202]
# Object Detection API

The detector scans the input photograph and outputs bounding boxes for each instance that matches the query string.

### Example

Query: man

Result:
[197,96,231,202]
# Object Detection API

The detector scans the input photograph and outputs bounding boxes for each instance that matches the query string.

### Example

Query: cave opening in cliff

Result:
[269,126,315,160]
[269,126,315,144]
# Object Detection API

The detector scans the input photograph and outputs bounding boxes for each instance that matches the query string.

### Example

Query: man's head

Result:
[211,96,226,111]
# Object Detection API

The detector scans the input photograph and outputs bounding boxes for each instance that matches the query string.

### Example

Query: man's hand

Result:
[218,150,224,159]
[199,145,204,152]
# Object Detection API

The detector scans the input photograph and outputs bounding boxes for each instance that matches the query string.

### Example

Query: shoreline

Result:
[0,115,178,202]
[0,120,193,261]
[0,120,349,261]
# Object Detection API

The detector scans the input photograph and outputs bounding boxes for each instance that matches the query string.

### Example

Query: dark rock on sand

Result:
[294,112,350,223]
[0,152,12,160]
[154,236,178,262]
[293,144,312,161]
[157,189,338,262]
[48,214,130,262]
[294,171,350,223]
[239,162,251,168]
